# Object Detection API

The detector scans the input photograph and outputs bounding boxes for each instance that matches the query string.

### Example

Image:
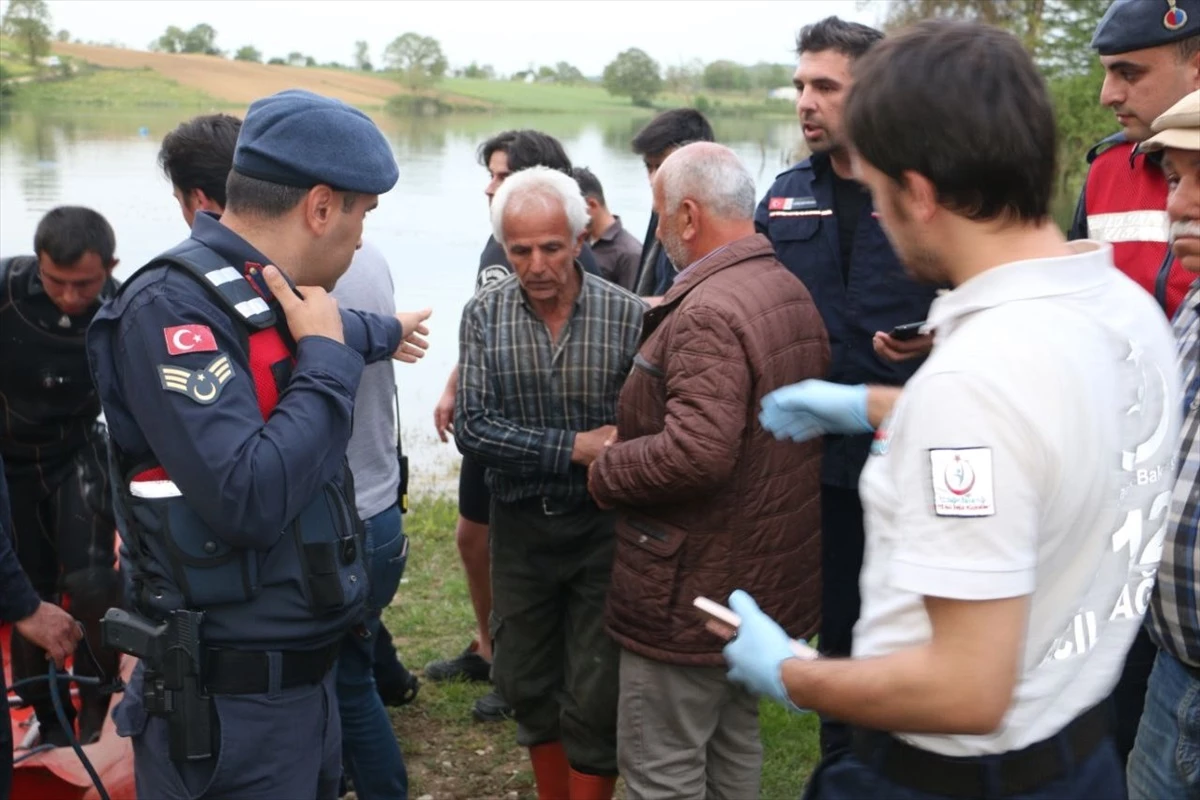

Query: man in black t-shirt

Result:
[430,130,606,724]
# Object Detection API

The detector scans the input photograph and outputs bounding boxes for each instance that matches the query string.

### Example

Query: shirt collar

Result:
[1178,278,1200,324]
[927,241,1115,337]
[675,243,731,280]
[597,216,624,243]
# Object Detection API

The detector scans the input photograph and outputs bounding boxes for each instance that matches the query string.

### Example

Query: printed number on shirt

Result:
[1043,340,1174,663]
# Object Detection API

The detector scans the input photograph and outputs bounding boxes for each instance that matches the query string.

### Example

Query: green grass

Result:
[439,77,641,114]
[376,74,794,118]
[5,67,227,109]
[384,494,819,799]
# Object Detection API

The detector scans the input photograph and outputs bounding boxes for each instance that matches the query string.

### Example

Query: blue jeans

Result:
[336,505,409,800]
[1127,650,1200,799]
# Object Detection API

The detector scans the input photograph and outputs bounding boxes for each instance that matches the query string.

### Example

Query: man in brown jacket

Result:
[588,142,829,800]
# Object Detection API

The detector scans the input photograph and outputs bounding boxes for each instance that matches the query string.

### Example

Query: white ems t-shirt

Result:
[855,241,1181,756]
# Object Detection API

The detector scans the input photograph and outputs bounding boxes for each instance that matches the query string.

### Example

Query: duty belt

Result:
[203,642,340,695]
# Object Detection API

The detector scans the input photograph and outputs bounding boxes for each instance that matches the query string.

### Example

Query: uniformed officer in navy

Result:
[87,89,431,800]
[754,16,939,756]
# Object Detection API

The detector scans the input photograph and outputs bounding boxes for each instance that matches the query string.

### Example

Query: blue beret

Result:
[1093,0,1199,56]
[233,89,398,195]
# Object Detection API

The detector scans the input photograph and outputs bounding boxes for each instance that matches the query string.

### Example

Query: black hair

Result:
[33,206,117,268]
[158,114,242,208]
[478,129,573,174]
[631,109,715,157]
[845,20,1057,223]
[572,166,605,206]
[223,172,358,218]
[796,16,884,60]
[224,171,309,218]
[1178,35,1200,62]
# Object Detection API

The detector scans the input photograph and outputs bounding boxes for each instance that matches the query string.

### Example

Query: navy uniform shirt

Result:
[87,213,403,551]
[756,153,937,489]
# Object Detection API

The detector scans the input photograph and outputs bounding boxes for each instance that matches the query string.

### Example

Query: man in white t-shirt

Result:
[721,21,1182,800]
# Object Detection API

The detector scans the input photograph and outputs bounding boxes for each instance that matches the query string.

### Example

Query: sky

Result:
[39,0,883,75]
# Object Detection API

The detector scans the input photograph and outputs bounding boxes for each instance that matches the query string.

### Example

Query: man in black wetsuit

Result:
[0,206,122,746]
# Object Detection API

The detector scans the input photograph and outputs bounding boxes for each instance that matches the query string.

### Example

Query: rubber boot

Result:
[568,769,617,800]
[529,741,570,800]
[63,567,123,744]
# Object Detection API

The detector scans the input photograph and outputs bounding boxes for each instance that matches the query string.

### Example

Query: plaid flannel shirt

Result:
[455,265,644,505]
[1147,280,1200,667]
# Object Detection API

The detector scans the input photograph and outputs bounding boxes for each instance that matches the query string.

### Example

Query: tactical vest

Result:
[109,240,368,649]
[1084,138,1190,319]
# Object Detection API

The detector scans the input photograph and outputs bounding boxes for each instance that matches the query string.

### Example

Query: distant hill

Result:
[49,42,486,110]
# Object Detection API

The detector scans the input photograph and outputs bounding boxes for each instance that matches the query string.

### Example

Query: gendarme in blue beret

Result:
[1092,0,1199,55]
[233,89,399,195]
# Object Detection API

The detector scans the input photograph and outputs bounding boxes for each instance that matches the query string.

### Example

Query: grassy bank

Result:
[2,38,792,118]
[385,495,819,799]
[4,67,226,109]
[423,76,795,118]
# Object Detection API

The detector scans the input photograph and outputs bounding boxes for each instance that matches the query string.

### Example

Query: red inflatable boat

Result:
[4,623,136,799]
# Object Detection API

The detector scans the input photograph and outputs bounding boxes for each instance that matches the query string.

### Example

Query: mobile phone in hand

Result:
[693,597,817,660]
[888,321,926,341]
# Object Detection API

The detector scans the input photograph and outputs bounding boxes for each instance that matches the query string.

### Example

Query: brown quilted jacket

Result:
[590,234,829,667]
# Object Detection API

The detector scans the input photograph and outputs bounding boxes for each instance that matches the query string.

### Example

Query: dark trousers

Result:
[116,662,341,799]
[804,737,1126,800]
[1106,625,1156,766]
[337,505,409,800]
[818,485,866,757]
[489,498,619,775]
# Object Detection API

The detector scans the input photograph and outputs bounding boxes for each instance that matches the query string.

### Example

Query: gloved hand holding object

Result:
[722,590,813,713]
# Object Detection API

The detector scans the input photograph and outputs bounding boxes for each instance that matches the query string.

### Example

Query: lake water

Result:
[0,108,802,494]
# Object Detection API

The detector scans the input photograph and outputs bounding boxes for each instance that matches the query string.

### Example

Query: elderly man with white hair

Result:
[587,142,830,800]
[455,165,644,800]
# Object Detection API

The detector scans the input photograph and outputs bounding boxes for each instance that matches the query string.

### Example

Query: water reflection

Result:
[0,109,801,491]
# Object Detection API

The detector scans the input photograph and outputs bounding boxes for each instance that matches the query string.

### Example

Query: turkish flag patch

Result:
[163,324,218,355]
[768,197,787,211]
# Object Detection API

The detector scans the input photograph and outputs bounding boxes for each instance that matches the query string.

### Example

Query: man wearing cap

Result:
[1070,0,1199,762]
[1127,90,1200,800]
[1071,0,1198,321]
[88,89,431,799]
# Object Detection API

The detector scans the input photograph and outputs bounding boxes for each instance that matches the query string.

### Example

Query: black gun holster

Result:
[101,607,214,761]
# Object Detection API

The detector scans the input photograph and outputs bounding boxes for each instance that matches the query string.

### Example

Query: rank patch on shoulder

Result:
[929,447,995,517]
[158,354,235,405]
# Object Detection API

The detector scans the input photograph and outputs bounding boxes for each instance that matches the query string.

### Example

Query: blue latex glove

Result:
[722,590,808,712]
[759,380,872,443]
